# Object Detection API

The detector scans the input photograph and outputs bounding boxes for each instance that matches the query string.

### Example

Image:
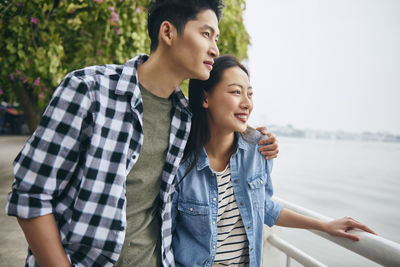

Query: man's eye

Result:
[248,92,253,97]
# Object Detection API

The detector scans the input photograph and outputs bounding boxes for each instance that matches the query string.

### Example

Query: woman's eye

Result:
[203,32,210,38]
[232,90,241,95]
[248,92,253,97]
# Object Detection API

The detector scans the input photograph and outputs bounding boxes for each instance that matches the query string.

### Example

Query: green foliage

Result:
[0,0,249,126]
[219,0,249,60]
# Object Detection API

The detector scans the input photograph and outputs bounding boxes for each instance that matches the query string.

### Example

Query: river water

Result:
[271,136,400,266]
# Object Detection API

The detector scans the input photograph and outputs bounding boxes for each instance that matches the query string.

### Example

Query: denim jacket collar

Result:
[196,133,250,171]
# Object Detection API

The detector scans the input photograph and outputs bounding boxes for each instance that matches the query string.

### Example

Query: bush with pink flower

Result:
[0,0,249,132]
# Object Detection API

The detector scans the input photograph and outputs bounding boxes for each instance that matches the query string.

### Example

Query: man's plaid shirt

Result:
[6,54,191,266]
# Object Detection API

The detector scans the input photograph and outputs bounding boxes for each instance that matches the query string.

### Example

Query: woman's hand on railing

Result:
[322,217,377,241]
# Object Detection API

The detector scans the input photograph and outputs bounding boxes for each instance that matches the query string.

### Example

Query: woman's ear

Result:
[202,91,209,109]
[159,21,176,47]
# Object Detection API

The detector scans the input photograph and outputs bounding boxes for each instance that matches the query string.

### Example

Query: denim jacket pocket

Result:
[247,174,267,210]
[178,200,210,236]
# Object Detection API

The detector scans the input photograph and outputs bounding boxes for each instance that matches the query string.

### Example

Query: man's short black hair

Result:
[148,0,224,52]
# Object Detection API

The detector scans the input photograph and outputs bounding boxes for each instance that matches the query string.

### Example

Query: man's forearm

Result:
[17,213,71,267]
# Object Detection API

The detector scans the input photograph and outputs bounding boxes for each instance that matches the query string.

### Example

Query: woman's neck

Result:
[205,129,236,172]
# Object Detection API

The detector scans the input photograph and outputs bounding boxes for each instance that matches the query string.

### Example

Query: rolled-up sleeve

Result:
[263,159,283,227]
[6,74,94,219]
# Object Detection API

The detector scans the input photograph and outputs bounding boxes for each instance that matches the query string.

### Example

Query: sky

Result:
[243,0,400,134]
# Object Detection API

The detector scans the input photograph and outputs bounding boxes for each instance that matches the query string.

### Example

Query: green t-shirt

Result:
[115,84,172,267]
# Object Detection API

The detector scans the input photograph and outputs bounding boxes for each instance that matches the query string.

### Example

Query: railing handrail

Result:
[267,233,327,267]
[273,196,400,266]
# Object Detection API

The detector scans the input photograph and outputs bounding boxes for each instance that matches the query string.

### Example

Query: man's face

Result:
[170,9,220,80]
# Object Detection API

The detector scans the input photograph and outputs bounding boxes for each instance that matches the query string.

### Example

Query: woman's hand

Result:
[256,127,279,160]
[322,217,377,241]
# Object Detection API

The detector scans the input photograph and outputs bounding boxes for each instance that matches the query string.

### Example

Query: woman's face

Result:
[203,66,253,134]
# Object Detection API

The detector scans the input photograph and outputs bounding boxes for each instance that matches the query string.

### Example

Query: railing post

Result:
[286,255,291,267]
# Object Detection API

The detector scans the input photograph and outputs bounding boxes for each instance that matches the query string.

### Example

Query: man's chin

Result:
[193,71,210,81]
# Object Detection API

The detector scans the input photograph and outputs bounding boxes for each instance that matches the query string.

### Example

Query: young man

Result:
[6,1,278,266]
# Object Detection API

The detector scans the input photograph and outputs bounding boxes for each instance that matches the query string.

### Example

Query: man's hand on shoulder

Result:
[256,127,279,160]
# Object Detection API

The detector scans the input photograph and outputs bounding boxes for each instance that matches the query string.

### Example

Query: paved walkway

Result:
[0,136,29,266]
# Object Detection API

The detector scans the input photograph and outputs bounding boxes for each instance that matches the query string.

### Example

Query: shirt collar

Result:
[115,54,148,97]
[196,133,250,171]
[114,54,191,114]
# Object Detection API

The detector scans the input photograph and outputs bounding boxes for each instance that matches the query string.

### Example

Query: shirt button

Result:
[247,226,251,230]
[260,180,264,184]
[240,202,244,206]
[213,245,216,249]
[212,221,216,225]
[233,179,238,183]
[212,197,217,202]
[250,247,254,251]
[189,208,194,212]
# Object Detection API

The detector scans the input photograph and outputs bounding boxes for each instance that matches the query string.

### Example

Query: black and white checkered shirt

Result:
[6,54,191,267]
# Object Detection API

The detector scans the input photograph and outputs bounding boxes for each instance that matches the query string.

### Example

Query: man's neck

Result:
[137,52,185,98]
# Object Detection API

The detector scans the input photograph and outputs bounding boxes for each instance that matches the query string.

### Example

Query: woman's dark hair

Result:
[148,0,224,52]
[181,55,249,178]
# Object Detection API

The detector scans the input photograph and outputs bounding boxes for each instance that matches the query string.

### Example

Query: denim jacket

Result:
[171,132,283,267]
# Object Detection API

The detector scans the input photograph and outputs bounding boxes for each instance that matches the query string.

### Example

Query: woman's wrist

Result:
[318,220,329,233]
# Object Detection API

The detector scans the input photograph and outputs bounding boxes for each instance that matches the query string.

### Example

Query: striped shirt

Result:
[213,165,249,266]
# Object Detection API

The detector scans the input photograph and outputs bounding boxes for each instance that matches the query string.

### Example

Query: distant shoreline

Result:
[268,125,400,144]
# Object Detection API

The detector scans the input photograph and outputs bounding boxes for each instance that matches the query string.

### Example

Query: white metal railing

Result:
[264,197,400,266]
[267,234,327,267]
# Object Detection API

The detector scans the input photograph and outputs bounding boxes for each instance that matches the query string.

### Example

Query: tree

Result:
[0,0,249,133]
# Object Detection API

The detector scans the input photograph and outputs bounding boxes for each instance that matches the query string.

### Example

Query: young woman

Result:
[171,55,376,266]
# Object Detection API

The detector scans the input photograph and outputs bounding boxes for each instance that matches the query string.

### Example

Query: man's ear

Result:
[202,91,209,109]
[159,21,176,47]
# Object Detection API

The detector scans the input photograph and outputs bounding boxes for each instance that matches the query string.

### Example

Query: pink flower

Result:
[44,87,49,92]
[15,69,21,74]
[19,75,25,81]
[110,10,119,24]
[136,7,141,14]
[97,49,102,55]
[102,40,107,46]
[31,17,38,24]
[34,77,40,87]
[39,92,45,100]
[115,27,121,35]
[119,0,123,2]
[9,73,15,81]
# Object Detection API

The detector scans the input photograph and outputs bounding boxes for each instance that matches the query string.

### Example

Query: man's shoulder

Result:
[68,62,124,82]
[64,55,146,94]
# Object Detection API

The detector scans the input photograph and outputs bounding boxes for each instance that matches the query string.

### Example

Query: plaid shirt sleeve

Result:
[6,73,94,219]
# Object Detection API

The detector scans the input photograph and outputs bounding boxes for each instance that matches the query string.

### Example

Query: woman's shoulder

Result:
[238,129,273,173]
[238,128,265,150]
